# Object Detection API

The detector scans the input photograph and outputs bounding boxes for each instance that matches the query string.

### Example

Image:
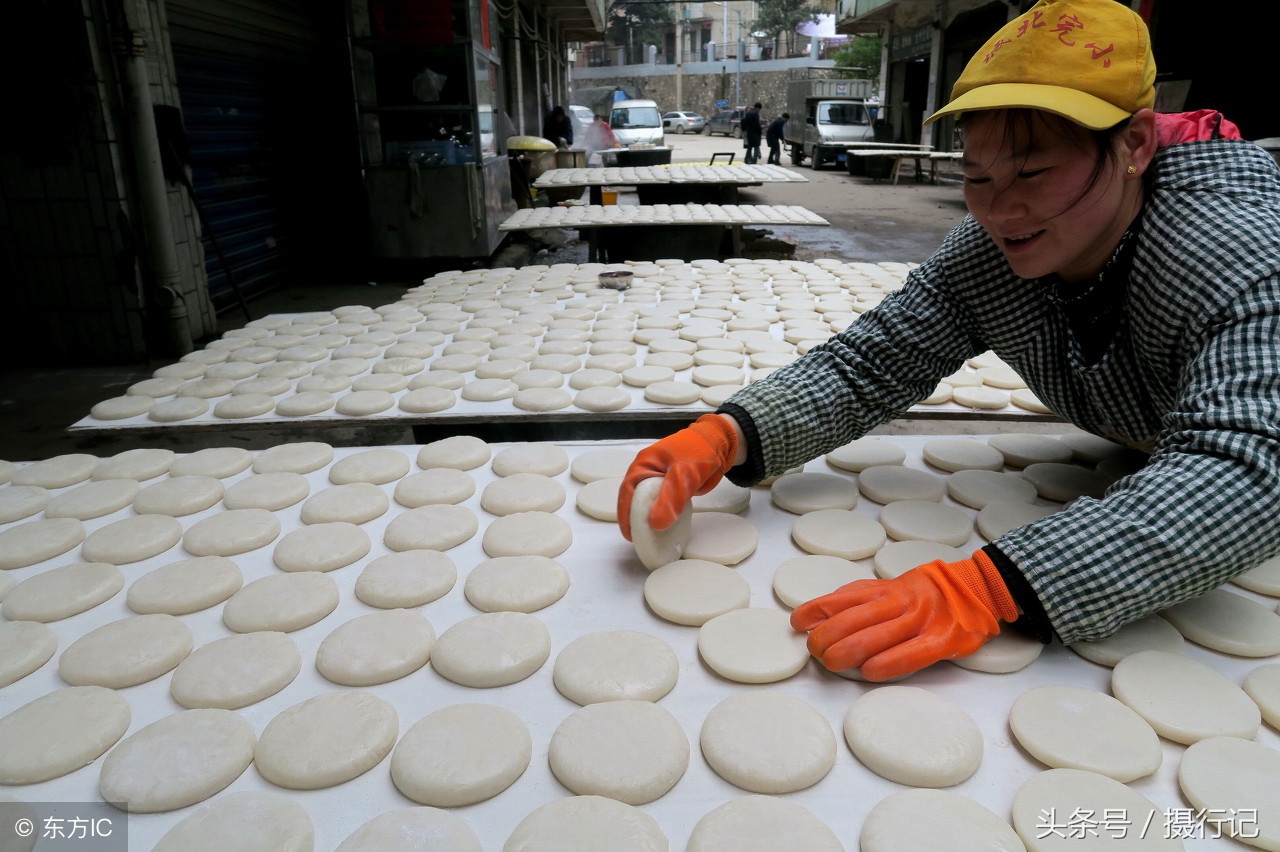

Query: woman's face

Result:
[961,110,1138,283]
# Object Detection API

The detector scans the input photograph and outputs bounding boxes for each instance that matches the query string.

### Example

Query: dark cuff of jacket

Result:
[981,543,1057,644]
[716,402,766,486]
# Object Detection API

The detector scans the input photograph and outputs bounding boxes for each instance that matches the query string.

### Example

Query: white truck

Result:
[783,78,879,170]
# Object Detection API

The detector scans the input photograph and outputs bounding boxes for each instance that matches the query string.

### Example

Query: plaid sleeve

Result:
[720,226,989,479]
[996,265,1280,643]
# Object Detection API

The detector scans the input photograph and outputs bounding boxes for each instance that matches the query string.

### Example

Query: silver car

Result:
[661,111,706,134]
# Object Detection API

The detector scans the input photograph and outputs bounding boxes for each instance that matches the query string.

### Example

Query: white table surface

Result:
[1,436,1274,850]
[499,204,829,232]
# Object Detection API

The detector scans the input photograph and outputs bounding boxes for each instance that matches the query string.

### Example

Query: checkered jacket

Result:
[722,138,1280,643]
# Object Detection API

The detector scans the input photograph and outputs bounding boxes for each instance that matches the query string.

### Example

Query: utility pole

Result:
[675,4,683,109]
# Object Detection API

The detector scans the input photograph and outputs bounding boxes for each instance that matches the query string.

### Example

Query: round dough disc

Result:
[988,433,1074,468]
[0,686,130,784]
[576,476,622,522]
[548,700,689,805]
[93,448,175,481]
[844,685,983,787]
[170,447,253,478]
[253,441,334,474]
[384,504,478,552]
[183,508,281,557]
[770,472,858,514]
[1010,684,1161,782]
[99,709,255,812]
[700,691,836,793]
[1,562,123,622]
[773,554,875,608]
[1157,586,1280,657]
[390,703,531,807]
[84,513,186,564]
[692,478,752,513]
[947,469,1039,509]
[950,629,1043,673]
[127,555,243,615]
[1021,462,1109,502]
[393,469,475,508]
[329,448,411,485]
[464,555,570,612]
[0,620,58,687]
[0,517,86,569]
[553,630,679,705]
[574,386,631,411]
[430,611,551,688]
[873,540,969,579]
[315,608,435,686]
[922,437,1005,472]
[255,691,398,790]
[356,550,456,608]
[45,479,139,520]
[644,558,751,626]
[482,511,573,558]
[222,572,339,633]
[503,795,666,852]
[272,522,371,573]
[1233,552,1280,596]
[223,472,311,511]
[976,501,1060,540]
[59,613,193,688]
[1011,768,1181,851]
[570,447,636,483]
[860,789,1024,852]
[826,438,906,472]
[153,791,313,852]
[791,509,887,560]
[300,482,389,525]
[0,485,51,524]
[11,453,98,488]
[857,465,945,504]
[170,631,301,709]
[1068,614,1186,667]
[1111,649,1260,743]
[416,436,490,471]
[682,512,759,565]
[688,796,842,852]
[1244,663,1280,730]
[878,500,974,547]
[491,443,570,477]
[631,477,692,570]
[336,807,480,852]
[481,473,566,515]
[1178,736,1280,851]
[698,607,810,684]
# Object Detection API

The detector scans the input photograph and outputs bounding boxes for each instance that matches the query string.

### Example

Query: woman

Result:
[617,0,1280,681]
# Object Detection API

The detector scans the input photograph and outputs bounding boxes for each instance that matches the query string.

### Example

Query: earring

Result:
[1126,165,1138,174]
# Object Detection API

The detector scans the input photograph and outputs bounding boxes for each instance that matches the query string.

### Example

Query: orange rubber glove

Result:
[789,552,1018,682]
[617,414,739,541]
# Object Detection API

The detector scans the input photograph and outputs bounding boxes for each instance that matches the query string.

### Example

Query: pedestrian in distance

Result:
[541,105,573,149]
[739,103,763,164]
[765,112,789,165]
[617,0,1279,682]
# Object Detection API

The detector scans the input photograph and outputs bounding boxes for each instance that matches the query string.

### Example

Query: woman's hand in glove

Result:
[790,552,1019,681]
[616,414,741,541]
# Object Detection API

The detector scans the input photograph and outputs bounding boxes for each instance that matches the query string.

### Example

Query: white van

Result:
[609,99,664,146]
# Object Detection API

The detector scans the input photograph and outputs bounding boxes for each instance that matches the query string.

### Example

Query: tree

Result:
[833,34,883,88]
[608,1,673,59]
[751,0,821,57]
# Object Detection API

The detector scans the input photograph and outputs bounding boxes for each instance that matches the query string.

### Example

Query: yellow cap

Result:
[926,0,1155,130]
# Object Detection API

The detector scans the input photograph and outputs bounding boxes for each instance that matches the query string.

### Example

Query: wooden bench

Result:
[846,148,961,184]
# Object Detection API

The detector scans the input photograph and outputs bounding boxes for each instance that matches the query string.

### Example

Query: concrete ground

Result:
[0,135,980,463]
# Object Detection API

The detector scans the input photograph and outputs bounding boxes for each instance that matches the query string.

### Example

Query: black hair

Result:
[957,109,1131,211]
[753,102,762,109]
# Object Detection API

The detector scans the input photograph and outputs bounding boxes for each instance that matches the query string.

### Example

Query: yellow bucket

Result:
[600,190,618,206]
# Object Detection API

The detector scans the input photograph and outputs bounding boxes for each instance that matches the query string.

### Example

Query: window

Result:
[818,103,868,125]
